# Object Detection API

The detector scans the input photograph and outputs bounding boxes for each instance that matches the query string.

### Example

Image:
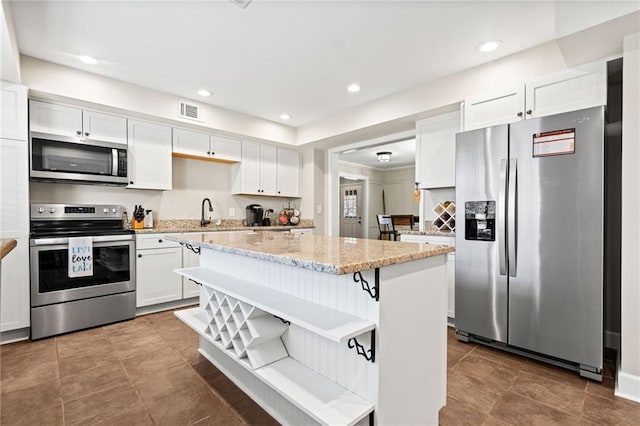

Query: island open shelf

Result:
[176,266,376,342]
[167,231,450,425]
[175,307,374,426]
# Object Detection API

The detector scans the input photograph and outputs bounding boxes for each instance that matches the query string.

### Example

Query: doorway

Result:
[339,180,364,238]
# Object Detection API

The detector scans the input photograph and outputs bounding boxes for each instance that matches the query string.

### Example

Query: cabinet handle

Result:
[158,239,163,243]
[517,112,523,117]
[76,130,81,135]
[210,152,215,156]
[526,109,532,115]
[84,132,90,137]
[138,254,142,258]
[207,151,211,155]
[278,191,281,194]
[129,181,134,184]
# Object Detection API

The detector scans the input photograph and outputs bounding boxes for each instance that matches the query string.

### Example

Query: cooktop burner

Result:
[30,203,132,238]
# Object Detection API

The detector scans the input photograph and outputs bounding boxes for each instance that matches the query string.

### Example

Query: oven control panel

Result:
[31,204,124,220]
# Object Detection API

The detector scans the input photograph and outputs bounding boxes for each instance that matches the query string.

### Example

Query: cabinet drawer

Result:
[136,233,182,249]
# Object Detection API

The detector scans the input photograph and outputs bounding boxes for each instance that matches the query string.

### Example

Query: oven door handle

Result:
[31,234,134,245]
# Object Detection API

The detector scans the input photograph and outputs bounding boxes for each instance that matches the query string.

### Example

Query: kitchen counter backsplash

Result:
[133,218,315,234]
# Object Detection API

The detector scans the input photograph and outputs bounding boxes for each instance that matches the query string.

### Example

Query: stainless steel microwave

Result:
[30,132,128,185]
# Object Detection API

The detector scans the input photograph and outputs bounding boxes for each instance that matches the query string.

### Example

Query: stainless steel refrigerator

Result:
[455,106,604,380]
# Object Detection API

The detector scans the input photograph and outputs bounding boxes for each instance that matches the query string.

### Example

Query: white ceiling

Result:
[340,138,415,170]
[8,1,640,127]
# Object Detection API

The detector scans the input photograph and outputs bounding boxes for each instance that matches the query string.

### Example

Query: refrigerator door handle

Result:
[499,159,508,275]
[508,158,517,277]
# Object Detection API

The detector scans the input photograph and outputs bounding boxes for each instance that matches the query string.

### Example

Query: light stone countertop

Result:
[168,231,454,275]
[0,239,17,260]
[133,219,314,234]
[397,230,456,237]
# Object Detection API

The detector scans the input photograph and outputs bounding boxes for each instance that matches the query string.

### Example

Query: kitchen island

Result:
[168,231,453,425]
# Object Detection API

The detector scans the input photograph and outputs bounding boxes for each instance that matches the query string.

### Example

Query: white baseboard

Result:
[616,368,640,403]
[605,330,621,350]
[135,298,198,316]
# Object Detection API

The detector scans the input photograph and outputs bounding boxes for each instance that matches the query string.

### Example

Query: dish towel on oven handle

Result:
[68,237,93,277]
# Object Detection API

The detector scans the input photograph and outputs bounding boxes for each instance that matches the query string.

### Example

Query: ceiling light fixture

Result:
[78,55,98,65]
[280,113,291,120]
[197,89,212,97]
[376,151,392,163]
[347,83,361,93]
[477,40,502,53]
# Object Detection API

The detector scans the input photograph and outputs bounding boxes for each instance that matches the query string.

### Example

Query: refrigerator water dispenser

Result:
[465,201,495,241]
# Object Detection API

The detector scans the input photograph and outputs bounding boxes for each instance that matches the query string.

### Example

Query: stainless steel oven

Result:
[30,204,135,339]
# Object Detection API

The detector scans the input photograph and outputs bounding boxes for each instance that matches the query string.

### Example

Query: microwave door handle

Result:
[508,158,517,277]
[112,149,118,176]
[498,159,507,275]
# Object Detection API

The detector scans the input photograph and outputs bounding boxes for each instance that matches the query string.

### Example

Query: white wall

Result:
[20,56,297,145]
[619,32,640,402]
[30,157,303,222]
[300,148,326,235]
[0,1,20,83]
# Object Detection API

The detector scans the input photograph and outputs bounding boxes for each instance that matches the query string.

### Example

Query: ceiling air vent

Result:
[178,101,201,121]
[229,0,252,9]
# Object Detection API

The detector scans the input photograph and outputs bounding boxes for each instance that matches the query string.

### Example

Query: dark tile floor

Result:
[1,309,639,425]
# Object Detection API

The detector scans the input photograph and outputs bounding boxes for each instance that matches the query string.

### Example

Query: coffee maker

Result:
[245,204,264,226]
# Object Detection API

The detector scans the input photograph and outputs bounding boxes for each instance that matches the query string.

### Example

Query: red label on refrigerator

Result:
[532,128,575,157]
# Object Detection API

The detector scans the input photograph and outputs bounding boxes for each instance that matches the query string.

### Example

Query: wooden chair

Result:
[376,215,394,240]
[390,215,415,241]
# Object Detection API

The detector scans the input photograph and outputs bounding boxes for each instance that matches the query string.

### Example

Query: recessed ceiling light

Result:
[197,89,212,97]
[78,55,98,65]
[347,83,361,93]
[477,40,502,53]
[280,113,291,120]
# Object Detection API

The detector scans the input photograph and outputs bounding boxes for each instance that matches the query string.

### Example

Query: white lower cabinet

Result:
[135,234,183,307]
[0,235,30,332]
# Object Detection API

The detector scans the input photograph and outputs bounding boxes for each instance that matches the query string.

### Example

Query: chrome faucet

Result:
[200,198,213,226]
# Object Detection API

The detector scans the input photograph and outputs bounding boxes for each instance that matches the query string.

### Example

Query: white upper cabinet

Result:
[29,100,82,137]
[416,111,461,189]
[81,110,127,144]
[231,141,298,197]
[276,147,301,197]
[30,100,127,144]
[525,62,607,119]
[1,83,28,141]
[463,85,524,131]
[260,144,277,195]
[127,120,172,190]
[463,60,606,131]
[173,127,209,157]
[173,128,241,163]
[211,135,241,163]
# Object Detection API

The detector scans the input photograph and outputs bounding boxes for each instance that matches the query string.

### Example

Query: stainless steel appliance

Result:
[245,204,264,226]
[30,133,128,185]
[30,203,135,339]
[455,106,605,380]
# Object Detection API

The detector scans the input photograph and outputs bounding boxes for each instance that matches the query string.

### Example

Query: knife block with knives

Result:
[132,205,145,229]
